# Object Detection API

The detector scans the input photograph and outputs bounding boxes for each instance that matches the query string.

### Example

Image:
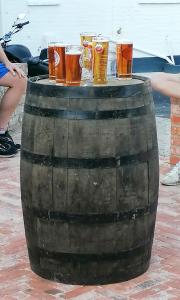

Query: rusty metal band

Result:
[24,103,150,120]
[24,201,157,224]
[21,148,156,168]
[28,239,153,262]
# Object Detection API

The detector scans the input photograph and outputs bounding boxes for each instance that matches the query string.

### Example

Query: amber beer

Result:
[116,40,133,79]
[80,32,97,70]
[54,43,66,84]
[92,37,109,84]
[48,43,56,81]
[65,45,83,86]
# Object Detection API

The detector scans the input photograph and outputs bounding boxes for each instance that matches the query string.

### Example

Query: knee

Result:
[14,76,27,92]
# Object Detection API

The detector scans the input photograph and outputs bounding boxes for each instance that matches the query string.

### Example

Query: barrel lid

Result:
[27,75,151,99]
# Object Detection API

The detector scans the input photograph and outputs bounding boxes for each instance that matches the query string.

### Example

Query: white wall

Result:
[0,0,180,58]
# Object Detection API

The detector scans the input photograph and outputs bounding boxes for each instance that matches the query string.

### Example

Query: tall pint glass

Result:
[54,43,66,84]
[92,37,109,84]
[48,43,56,81]
[116,40,133,80]
[80,32,97,70]
[65,45,83,86]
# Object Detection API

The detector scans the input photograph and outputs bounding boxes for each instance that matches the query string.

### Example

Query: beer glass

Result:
[54,43,66,84]
[48,42,56,81]
[80,32,97,70]
[80,32,99,82]
[65,45,83,86]
[92,37,109,84]
[116,40,133,80]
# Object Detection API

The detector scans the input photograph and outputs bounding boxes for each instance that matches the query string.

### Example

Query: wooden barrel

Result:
[20,75,159,285]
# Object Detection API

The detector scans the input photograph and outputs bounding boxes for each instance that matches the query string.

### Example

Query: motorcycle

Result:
[0,13,48,77]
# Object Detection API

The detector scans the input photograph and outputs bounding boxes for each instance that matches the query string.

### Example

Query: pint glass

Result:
[92,37,109,84]
[116,40,133,80]
[80,32,97,70]
[48,43,56,81]
[54,43,66,84]
[65,45,83,86]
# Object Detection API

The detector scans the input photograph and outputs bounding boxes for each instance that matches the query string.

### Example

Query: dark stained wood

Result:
[20,75,159,284]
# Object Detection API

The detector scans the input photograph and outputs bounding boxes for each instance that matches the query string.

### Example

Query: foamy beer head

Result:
[48,42,56,81]
[54,43,66,84]
[80,32,97,47]
[65,45,83,86]
[116,39,133,80]
[92,37,109,84]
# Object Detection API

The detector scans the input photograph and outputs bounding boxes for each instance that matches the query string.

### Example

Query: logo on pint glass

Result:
[54,50,60,66]
[95,44,103,53]
[83,40,89,48]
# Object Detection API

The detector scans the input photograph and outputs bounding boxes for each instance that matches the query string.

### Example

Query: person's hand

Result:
[5,61,26,78]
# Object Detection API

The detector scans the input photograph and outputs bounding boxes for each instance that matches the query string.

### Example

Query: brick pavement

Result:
[0,135,179,299]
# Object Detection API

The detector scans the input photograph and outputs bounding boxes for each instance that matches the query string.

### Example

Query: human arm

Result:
[0,45,25,78]
[150,72,180,98]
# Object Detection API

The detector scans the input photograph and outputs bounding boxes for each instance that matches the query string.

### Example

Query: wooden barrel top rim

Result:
[27,75,151,98]
[29,74,149,86]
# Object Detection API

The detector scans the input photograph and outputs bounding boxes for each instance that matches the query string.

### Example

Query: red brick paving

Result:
[0,154,179,300]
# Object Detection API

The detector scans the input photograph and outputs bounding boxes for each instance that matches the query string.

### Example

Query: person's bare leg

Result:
[150,72,180,98]
[151,72,180,185]
[0,72,27,130]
